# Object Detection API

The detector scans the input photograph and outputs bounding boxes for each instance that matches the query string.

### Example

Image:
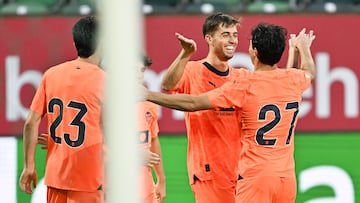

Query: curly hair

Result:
[251,23,287,66]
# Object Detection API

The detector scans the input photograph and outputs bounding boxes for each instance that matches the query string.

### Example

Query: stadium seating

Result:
[59,0,96,15]
[290,0,360,12]
[0,0,55,15]
[245,0,290,13]
[0,0,359,15]
[0,0,96,16]
[143,0,188,15]
[183,0,247,14]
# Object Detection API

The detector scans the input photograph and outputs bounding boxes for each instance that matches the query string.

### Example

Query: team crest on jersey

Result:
[145,111,153,124]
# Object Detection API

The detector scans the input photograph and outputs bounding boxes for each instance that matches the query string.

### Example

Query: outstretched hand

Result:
[175,32,197,55]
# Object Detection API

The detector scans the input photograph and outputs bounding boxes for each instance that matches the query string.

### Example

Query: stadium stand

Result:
[59,0,96,15]
[143,0,188,15]
[0,0,359,15]
[245,0,290,13]
[290,0,360,12]
[182,0,247,14]
[0,0,96,15]
[0,0,54,15]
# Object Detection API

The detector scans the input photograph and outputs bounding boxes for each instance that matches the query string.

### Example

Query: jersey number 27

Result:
[256,102,299,146]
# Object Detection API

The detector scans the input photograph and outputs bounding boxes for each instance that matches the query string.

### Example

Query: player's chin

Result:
[225,54,234,60]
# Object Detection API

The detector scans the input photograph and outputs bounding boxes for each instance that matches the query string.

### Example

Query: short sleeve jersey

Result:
[208,68,311,178]
[136,101,159,198]
[136,101,159,147]
[30,59,105,192]
[174,60,250,185]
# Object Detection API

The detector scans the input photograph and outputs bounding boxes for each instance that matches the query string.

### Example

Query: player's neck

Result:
[77,55,100,66]
[255,64,277,72]
[204,56,229,72]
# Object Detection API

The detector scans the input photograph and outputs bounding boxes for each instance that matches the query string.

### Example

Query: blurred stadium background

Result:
[0,0,360,202]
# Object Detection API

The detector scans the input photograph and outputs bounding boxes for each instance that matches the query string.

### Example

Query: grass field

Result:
[157,133,360,203]
[16,132,360,202]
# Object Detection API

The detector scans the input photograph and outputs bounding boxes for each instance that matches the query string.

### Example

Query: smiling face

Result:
[206,24,238,61]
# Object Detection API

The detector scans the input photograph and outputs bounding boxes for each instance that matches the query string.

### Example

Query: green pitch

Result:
[158,133,360,203]
[15,132,360,202]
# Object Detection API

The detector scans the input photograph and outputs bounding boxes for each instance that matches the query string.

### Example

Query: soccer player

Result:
[137,55,166,203]
[144,23,316,203]
[161,12,249,203]
[19,16,106,202]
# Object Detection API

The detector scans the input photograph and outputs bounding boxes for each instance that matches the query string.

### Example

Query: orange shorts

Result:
[191,177,236,203]
[236,176,296,203]
[47,187,104,203]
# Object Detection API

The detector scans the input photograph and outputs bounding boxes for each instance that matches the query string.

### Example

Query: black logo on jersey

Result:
[219,107,235,111]
[208,81,216,87]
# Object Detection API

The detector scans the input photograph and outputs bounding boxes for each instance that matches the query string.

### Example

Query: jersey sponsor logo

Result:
[138,130,149,144]
[219,107,235,112]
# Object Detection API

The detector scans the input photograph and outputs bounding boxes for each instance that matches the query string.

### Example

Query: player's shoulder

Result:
[42,61,71,78]
[186,60,204,69]
[285,67,306,76]
[284,68,310,83]
[231,67,251,77]
[222,75,251,92]
[139,101,158,114]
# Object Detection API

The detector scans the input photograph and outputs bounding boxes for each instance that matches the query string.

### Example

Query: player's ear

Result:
[204,34,212,44]
[253,48,259,58]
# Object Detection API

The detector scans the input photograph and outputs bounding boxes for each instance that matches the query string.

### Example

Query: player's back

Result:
[238,68,310,178]
[43,59,105,191]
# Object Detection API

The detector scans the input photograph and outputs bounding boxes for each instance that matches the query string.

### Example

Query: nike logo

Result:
[208,81,216,87]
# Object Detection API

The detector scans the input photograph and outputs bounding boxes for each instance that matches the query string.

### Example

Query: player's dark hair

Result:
[202,12,240,37]
[72,16,98,58]
[251,23,287,66]
[143,54,153,67]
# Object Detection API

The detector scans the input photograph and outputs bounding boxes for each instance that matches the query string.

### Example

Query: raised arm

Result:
[296,28,316,82]
[286,33,300,69]
[161,33,197,91]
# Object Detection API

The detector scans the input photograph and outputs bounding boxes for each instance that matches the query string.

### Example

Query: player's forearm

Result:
[161,49,191,91]
[147,91,211,112]
[151,139,166,182]
[286,47,299,69]
[23,120,39,169]
[298,47,316,81]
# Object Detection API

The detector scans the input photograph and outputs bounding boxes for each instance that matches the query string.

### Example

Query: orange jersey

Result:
[136,101,159,201]
[175,60,250,185]
[136,101,159,147]
[30,59,105,192]
[208,68,311,178]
